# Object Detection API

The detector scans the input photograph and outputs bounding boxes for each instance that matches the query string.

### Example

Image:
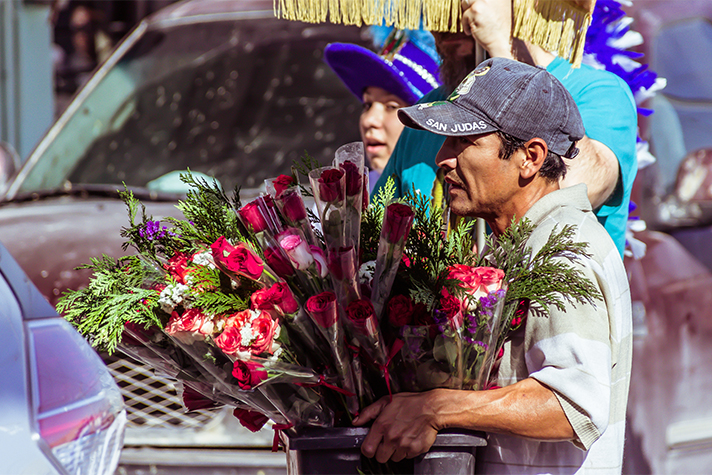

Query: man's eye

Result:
[362,102,372,112]
[386,103,400,112]
[458,136,471,146]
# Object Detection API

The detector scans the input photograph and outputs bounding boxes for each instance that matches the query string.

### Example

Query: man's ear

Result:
[520,138,548,179]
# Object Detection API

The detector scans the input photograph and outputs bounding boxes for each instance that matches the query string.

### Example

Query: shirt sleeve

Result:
[523,256,613,450]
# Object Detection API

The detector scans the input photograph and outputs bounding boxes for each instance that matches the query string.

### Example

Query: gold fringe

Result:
[274,0,461,32]
[512,0,594,68]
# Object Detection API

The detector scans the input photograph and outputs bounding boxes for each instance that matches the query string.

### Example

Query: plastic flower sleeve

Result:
[309,166,347,250]
[370,202,415,319]
[304,291,360,415]
[276,227,328,296]
[326,244,361,307]
[266,176,318,248]
[333,141,366,253]
[166,327,331,426]
[119,322,241,410]
[471,287,511,390]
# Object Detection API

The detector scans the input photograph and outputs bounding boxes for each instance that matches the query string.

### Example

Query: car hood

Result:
[0,196,184,306]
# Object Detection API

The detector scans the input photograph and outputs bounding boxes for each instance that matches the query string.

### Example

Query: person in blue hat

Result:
[324,29,441,191]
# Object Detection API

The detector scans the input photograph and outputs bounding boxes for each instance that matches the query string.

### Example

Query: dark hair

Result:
[495,130,568,181]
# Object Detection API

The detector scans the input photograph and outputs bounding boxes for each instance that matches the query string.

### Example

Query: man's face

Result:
[435,132,520,219]
[432,32,478,91]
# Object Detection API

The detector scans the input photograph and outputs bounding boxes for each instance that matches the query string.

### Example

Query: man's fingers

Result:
[352,398,388,426]
[360,428,382,459]
[460,0,474,10]
[375,439,396,464]
[390,446,409,463]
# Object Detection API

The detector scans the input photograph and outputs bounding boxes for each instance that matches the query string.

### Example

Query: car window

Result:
[15,17,366,195]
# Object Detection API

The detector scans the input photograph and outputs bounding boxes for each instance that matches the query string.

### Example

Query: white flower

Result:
[240,323,254,347]
[359,260,376,284]
[236,350,252,361]
[158,282,190,313]
[192,250,217,270]
[268,346,283,362]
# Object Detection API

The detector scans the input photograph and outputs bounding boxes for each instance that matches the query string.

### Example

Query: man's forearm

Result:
[561,136,619,209]
[431,378,575,441]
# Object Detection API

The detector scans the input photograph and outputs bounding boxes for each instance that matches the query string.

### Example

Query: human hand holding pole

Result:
[460,0,515,60]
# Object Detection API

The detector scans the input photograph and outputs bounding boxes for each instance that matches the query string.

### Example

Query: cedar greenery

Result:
[58,170,601,360]
[58,172,260,354]
[56,255,162,353]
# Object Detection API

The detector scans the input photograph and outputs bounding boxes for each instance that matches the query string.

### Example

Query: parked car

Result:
[0,0,370,471]
[0,241,126,473]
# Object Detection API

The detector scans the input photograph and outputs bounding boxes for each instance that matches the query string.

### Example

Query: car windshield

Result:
[13,15,366,196]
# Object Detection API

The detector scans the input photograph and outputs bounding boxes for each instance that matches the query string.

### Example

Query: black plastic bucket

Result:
[283,426,486,474]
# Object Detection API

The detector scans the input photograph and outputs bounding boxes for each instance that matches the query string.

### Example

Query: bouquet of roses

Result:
[59,141,602,439]
[374,188,603,393]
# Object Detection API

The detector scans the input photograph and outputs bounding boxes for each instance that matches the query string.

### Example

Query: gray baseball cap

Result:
[398,57,585,157]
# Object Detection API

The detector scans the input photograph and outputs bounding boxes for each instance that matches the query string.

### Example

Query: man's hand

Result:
[353,392,440,463]
[461,0,514,59]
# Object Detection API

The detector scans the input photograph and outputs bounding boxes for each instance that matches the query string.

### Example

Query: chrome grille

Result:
[103,353,215,429]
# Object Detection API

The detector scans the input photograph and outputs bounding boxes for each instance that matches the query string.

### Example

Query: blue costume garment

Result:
[372,56,638,257]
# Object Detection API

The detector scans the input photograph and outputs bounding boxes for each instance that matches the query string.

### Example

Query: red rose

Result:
[474,266,505,292]
[345,299,378,335]
[439,289,463,329]
[165,253,190,284]
[251,282,299,315]
[386,295,414,327]
[273,174,295,198]
[318,168,344,202]
[264,246,295,277]
[216,309,278,356]
[211,236,264,280]
[232,360,269,390]
[279,188,307,222]
[305,291,338,328]
[340,160,362,196]
[383,202,415,244]
[448,265,505,300]
[250,311,280,355]
[233,407,269,432]
[182,385,219,411]
[238,201,269,233]
[165,309,215,345]
[214,324,242,355]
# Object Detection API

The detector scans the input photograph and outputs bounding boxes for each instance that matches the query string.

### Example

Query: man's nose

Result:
[435,138,458,169]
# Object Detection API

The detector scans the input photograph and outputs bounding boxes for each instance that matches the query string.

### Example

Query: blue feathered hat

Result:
[324,29,441,105]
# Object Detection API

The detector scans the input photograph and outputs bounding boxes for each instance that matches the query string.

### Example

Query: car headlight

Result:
[27,318,126,474]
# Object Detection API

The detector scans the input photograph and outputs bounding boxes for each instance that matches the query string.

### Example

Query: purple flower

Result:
[138,220,179,240]
[465,313,478,334]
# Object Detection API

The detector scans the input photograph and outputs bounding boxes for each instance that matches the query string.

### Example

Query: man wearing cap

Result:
[371,0,638,258]
[354,57,632,474]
